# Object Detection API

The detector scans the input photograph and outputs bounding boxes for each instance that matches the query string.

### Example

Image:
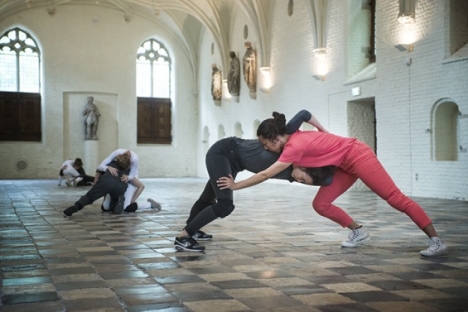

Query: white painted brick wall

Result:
[197,0,468,200]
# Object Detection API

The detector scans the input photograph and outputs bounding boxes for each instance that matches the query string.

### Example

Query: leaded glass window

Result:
[0,28,40,93]
[136,39,170,98]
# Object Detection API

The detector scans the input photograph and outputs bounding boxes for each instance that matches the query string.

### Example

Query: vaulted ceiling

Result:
[0,0,329,85]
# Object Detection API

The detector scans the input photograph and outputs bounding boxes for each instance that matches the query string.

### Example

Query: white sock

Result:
[137,201,151,210]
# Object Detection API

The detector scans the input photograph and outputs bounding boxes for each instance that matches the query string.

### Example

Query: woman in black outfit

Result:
[174,110,330,252]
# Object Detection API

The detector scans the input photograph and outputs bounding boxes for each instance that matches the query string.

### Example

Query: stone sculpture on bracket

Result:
[211,63,222,102]
[83,96,100,140]
[227,51,240,96]
[242,41,257,96]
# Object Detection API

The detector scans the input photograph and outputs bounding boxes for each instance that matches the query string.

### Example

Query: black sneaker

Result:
[63,205,78,217]
[174,236,205,252]
[124,202,138,212]
[192,230,213,241]
[113,195,125,214]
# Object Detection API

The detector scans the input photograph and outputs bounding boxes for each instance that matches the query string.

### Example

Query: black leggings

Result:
[75,173,127,211]
[184,138,242,236]
[185,181,216,225]
[76,174,94,186]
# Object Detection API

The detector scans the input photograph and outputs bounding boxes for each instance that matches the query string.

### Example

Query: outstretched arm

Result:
[217,161,291,190]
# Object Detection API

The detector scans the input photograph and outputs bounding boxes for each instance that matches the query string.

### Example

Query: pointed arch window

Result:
[136,39,172,144]
[0,27,41,142]
[0,28,40,92]
[136,39,171,98]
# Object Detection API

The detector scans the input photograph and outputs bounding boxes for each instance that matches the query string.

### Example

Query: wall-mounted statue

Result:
[83,96,100,140]
[227,51,240,96]
[242,42,257,94]
[211,63,222,101]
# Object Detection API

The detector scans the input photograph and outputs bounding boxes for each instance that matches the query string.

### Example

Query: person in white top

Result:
[59,158,81,186]
[95,149,161,212]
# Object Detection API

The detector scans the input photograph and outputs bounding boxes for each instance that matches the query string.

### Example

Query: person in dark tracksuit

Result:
[174,109,331,252]
[75,163,95,186]
[63,153,131,217]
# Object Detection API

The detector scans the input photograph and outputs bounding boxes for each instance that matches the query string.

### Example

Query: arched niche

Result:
[234,122,243,138]
[202,126,210,157]
[252,119,261,138]
[431,99,460,161]
[218,124,226,140]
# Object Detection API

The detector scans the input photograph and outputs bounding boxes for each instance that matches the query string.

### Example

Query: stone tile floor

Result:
[1,178,468,312]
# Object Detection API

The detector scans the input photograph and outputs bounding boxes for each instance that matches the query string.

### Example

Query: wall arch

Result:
[218,124,226,140]
[202,125,210,157]
[431,98,460,161]
[234,122,243,138]
[252,119,261,138]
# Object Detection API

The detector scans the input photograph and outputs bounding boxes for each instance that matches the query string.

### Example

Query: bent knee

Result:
[312,200,330,216]
[213,199,235,218]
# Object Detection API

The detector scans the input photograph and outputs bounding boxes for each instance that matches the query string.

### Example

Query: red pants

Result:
[312,141,432,229]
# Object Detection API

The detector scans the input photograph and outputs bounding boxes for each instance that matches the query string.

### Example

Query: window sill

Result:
[443,44,468,64]
[344,63,376,85]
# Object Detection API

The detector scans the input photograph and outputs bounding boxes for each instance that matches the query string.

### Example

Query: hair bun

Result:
[272,111,286,123]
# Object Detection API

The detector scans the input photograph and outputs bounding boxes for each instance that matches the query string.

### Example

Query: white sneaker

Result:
[420,237,448,257]
[341,228,370,247]
[74,177,83,186]
[148,198,161,210]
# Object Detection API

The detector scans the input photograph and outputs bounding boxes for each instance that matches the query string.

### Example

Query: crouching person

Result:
[63,153,130,217]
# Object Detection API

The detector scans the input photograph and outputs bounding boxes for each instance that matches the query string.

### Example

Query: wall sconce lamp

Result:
[312,48,328,81]
[312,48,327,59]
[259,67,272,93]
[397,0,415,24]
[312,47,327,81]
[395,43,414,52]
[397,12,415,24]
[312,75,325,81]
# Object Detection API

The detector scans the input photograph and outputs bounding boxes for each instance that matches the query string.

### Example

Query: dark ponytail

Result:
[257,111,287,141]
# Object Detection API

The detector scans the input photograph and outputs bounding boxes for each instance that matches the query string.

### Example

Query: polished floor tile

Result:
[1,178,468,311]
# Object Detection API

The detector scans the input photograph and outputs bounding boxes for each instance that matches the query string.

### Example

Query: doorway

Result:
[347,98,376,190]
